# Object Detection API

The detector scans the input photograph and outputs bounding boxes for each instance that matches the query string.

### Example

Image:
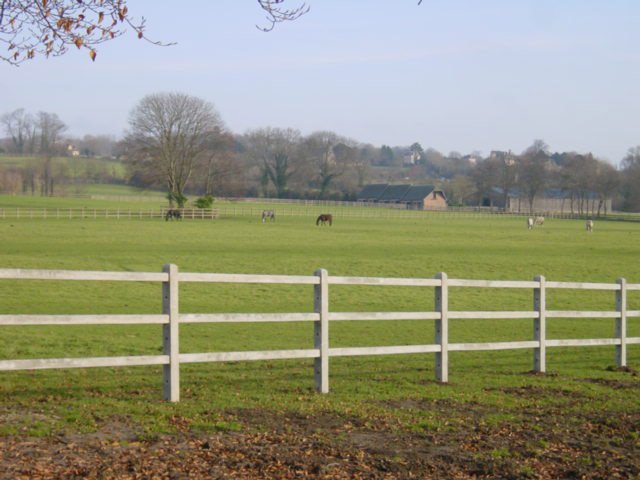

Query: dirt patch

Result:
[1,403,638,480]
[580,377,640,390]
[490,385,588,399]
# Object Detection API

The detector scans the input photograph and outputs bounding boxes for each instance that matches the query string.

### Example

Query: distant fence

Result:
[1,205,637,222]
[0,208,218,220]
[0,266,638,402]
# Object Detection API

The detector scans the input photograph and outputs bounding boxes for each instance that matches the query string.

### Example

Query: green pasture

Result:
[0,155,126,178]
[0,203,638,437]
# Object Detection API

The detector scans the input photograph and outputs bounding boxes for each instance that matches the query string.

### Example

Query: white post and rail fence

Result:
[0,265,638,402]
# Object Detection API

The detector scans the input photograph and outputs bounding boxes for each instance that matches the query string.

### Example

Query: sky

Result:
[1,0,639,164]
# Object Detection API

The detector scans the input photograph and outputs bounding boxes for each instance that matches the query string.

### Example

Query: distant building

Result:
[489,150,515,166]
[402,151,421,165]
[67,144,80,157]
[497,188,612,214]
[357,184,447,210]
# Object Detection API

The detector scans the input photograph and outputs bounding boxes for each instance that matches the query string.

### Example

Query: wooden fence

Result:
[0,265,638,402]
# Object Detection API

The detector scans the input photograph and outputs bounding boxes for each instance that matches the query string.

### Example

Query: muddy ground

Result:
[1,387,638,479]
[0,379,640,480]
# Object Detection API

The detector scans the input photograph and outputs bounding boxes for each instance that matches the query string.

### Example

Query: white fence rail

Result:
[0,265,638,402]
[0,208,218,220]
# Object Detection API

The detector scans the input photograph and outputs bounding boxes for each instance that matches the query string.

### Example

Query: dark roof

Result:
[378,184,412,202]
[357,184,389,200]
[402,185,436,202]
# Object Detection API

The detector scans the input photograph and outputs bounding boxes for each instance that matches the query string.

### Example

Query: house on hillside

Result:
[357,184,447,210]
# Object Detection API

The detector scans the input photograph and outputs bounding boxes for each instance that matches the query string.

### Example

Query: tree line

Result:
[2,92,640,212]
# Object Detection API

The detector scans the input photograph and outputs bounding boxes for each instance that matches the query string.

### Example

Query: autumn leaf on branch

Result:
[0,0,172,65]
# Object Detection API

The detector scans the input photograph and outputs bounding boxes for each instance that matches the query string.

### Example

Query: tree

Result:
[1,108,35,154]
[620,146,640,211]
[444,175,475,206]
[246,127,301,198]
[593,160,619,215]
[303,131,347,198]
[35,111,67,196]
[517,141,549,213]
[197,131,241,197]
[378,145,395,166]
[471,157,499,206]
[123,92,224,207]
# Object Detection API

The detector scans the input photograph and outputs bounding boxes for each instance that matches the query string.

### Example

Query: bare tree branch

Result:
[0,0,172,65]
[256,0,310,32]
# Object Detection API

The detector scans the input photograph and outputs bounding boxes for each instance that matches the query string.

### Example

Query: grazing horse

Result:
[261,210,276,223]
[527,217,534,230]
[165,209,182,221]
[586,219,594,232]
[316,214,333,226]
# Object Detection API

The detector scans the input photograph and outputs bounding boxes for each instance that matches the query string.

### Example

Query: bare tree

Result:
[1,108,35,154]
[246,127,301,198]
[593,160,619,215]
[303,131,347,198]
[198,131,241,196]
[123,92,224,207]
[620,146,640,212]
[517,140,550,213]
[471,158,498,206]
[35,111,67,195]
[444,175,475,206]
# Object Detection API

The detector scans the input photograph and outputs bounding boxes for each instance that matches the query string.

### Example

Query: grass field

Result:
[0,197,638,477]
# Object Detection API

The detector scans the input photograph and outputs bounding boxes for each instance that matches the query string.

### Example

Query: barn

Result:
[357,184,447,210]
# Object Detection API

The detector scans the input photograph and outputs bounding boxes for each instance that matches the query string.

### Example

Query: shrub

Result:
[194,195,214,209]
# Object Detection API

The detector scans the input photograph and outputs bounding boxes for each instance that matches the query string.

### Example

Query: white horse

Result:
[261,210,275,223]
[586,219,593,232]
[527,217,534,229]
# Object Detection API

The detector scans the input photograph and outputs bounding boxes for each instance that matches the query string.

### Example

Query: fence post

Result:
[162,263,180,402]
[533,275,546,373]
[616,278,627,368]
[314,268,329,393]
[435,272,448,383]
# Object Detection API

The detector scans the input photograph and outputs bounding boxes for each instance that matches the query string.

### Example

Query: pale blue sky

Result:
[2,1,639,163]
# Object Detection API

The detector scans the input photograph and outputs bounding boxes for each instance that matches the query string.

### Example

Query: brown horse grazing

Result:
[316,214,333,226]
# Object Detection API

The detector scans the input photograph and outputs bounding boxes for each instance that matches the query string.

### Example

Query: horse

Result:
[586,219,594,232]
[527,217,534,230]
[165,209,182,221]
[316,214,333,226]
[534,216,544,226]
[261,210,276,223]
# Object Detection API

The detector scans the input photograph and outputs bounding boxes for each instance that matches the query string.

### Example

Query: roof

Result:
[402,185,436,202]
[377,184,412,202]
[357,184,389,201]
[357,183,445,202]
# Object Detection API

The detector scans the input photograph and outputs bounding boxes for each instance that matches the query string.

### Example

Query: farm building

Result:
[357,184,447,210]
